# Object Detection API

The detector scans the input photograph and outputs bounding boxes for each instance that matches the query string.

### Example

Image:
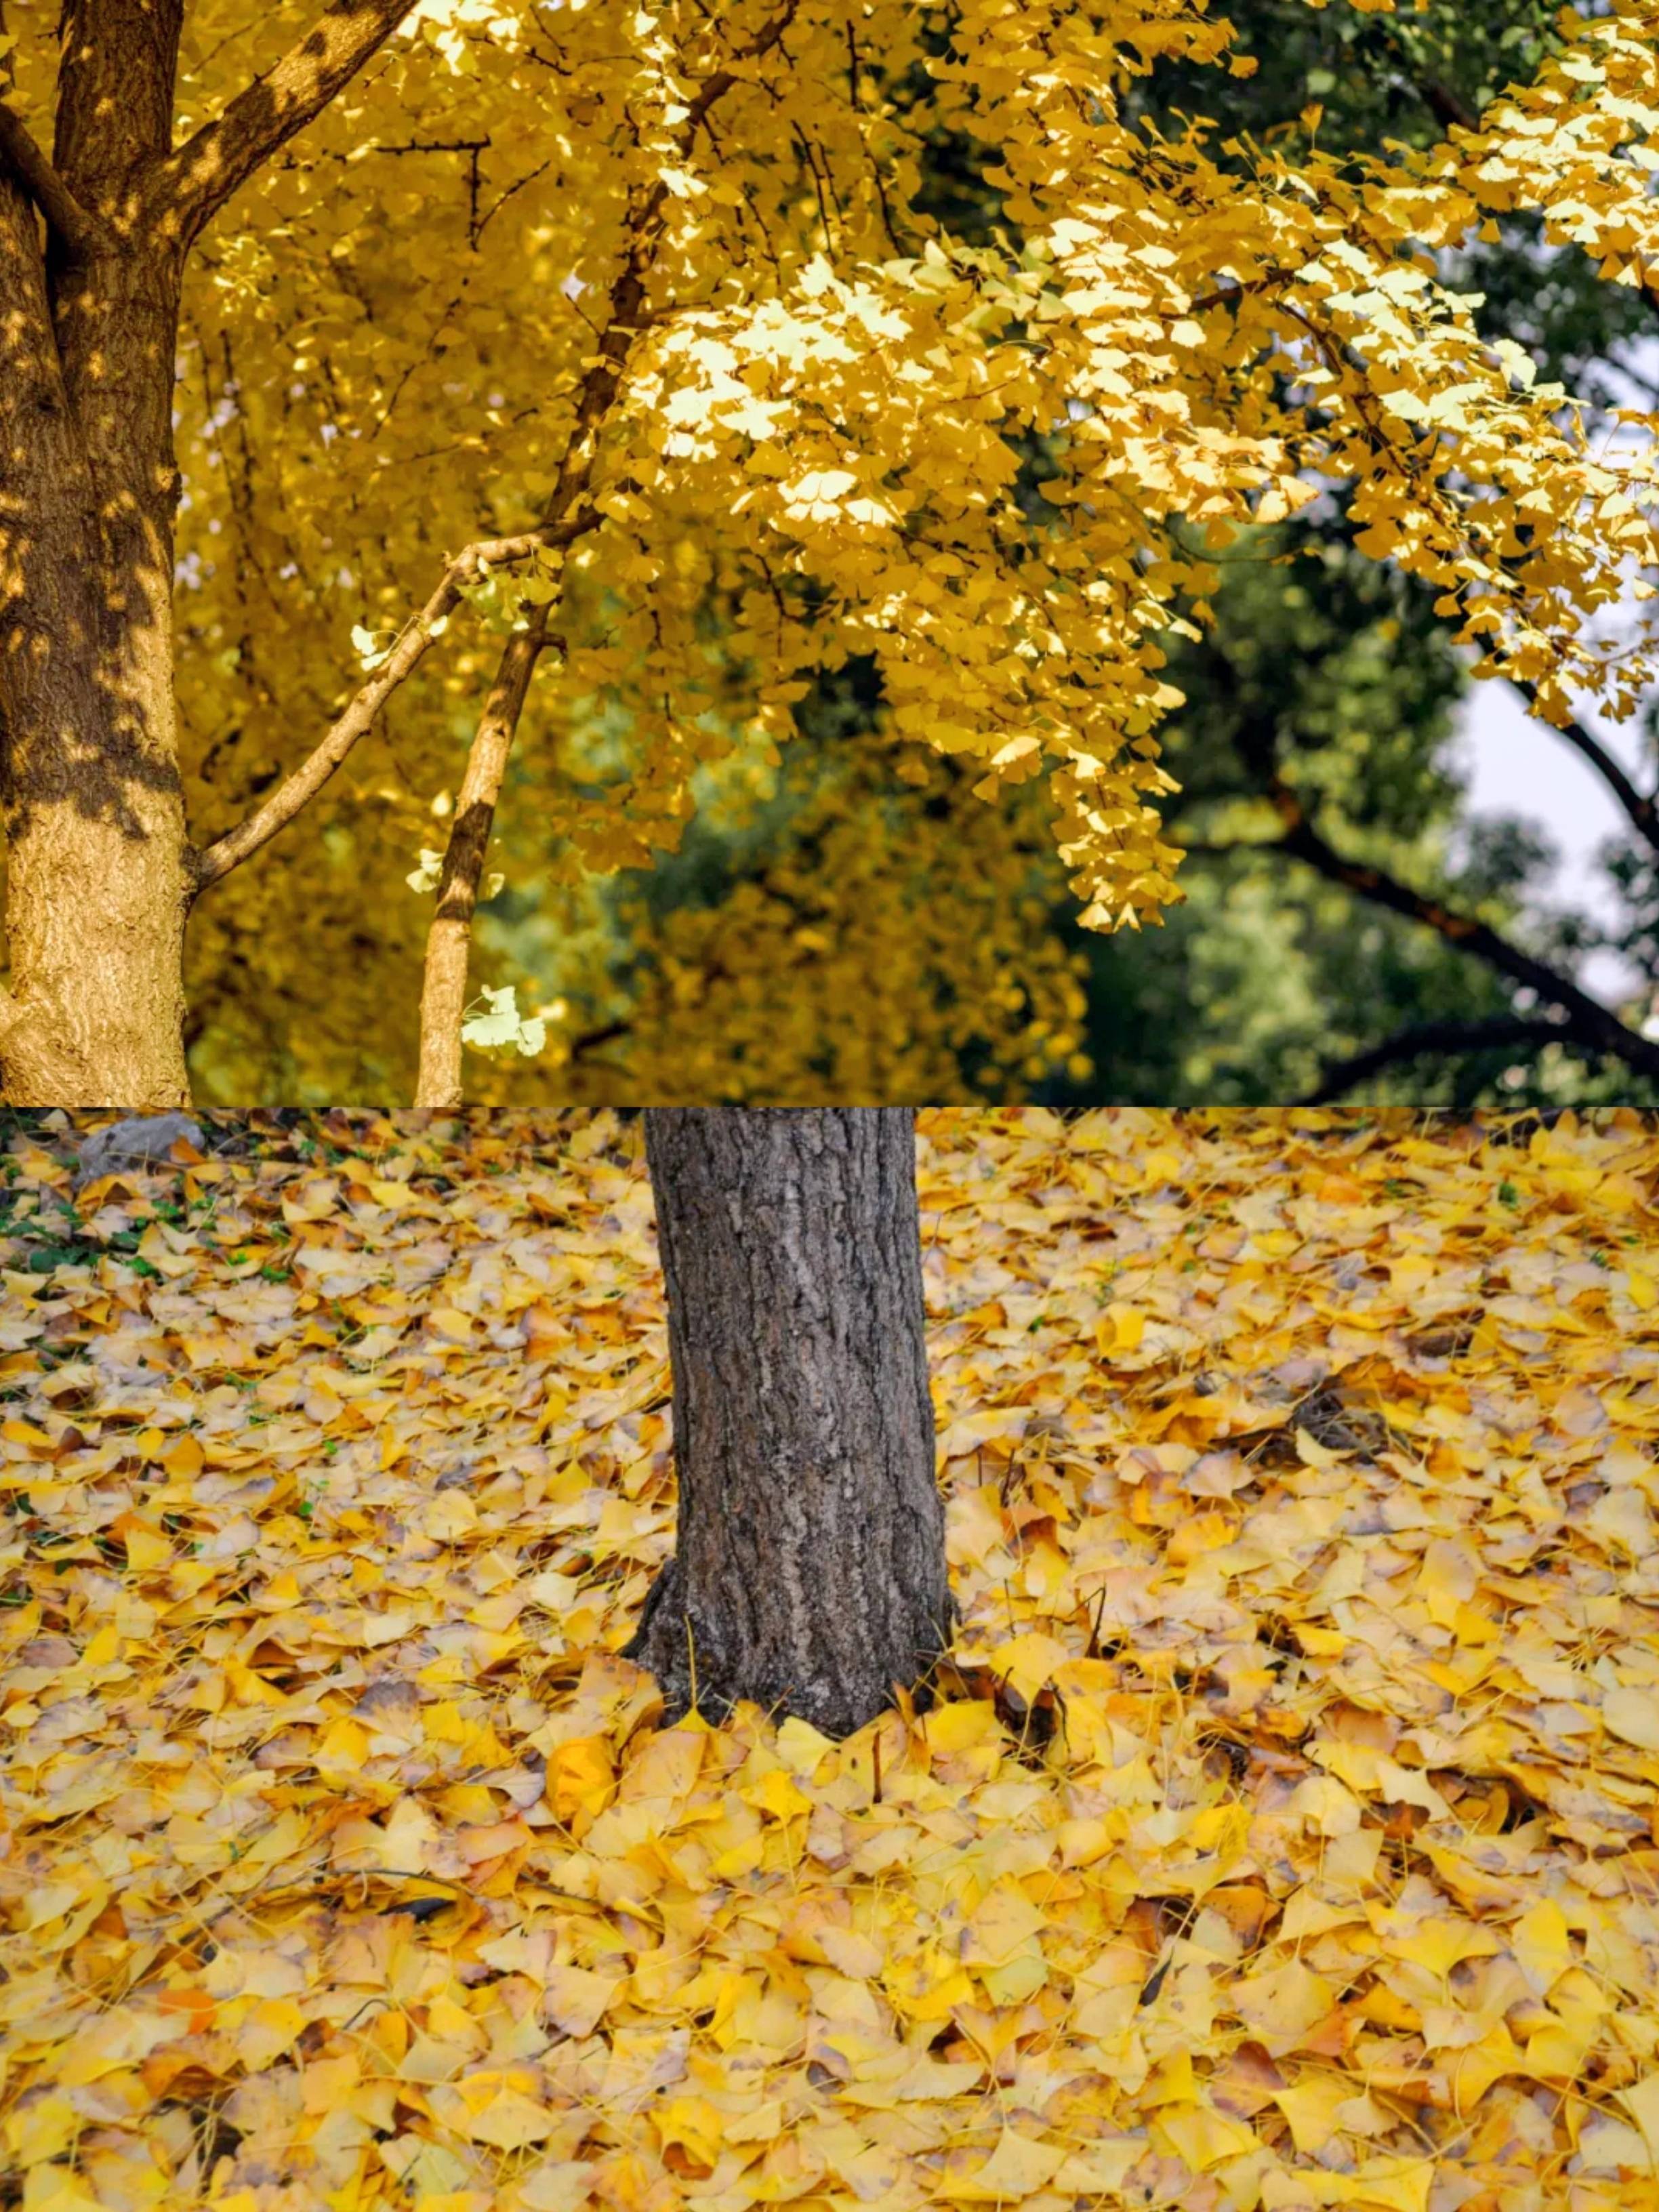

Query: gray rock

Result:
[75,1112,205,1190]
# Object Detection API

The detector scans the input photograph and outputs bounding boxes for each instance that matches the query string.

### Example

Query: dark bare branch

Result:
[1301,1014,1579,1105]
[1419,77,1477,134]
[569,1017,630,1063]
[152,0,417,244]
[1256,779,1659,1084]
[189,520,590,894]
[1511,679,1659,856]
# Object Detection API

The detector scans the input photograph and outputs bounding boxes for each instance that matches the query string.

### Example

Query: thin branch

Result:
[188,522,588,893]
[1187,271,1297,316]
[1300,1014,1578,1105]
[411,0,804,1108]
[0,96,110,260]
[151,0,418,245]
[1257,779,1659,1085]
[413,601,554,1108]
[1419,78,1477,134]
[569,1017,631,1063]
[1510,679,1659,856]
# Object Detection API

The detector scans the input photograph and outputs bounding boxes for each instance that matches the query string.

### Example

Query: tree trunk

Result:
[623,1107,958,1740]
[0,2,192,1107]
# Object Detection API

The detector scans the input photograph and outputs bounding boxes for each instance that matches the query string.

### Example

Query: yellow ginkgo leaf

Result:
[1620,2072,1659,2164]
[1156,2100,1261,2171]
[541,1966,626,2039]
[943,2131,1066,2201]
[1603,1687,1659,1752]
[3,2089,78,2167]
[430,2071,567,2150]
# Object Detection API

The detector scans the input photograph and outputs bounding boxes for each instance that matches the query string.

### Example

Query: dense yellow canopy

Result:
[9,0,1656,1095]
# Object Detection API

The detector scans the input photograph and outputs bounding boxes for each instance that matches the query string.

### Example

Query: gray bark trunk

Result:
[623,1107,958,1740]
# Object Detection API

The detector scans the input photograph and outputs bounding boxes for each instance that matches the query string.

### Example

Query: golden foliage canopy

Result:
[9,0,1659,1089]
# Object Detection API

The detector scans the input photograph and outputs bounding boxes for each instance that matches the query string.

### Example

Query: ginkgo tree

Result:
[3,0,1659,1107]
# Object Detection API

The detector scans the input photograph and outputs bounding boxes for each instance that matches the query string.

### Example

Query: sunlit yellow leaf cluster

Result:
[1416,0,1659,293]
[2,1107,1658,2210]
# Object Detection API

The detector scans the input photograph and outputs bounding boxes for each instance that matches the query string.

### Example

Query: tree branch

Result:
[150,0,418,244]
[1509,679,1659,856]
[0,94,110,261]
[411,0,804,1108]
[568,1017,631,1064]
[203,0,806,938]
[413,602,553,1109]
[188,522,590,894]
[1376,26,1478,136]
[1300,1013,1580,1105]
[1239,779,1659,1084]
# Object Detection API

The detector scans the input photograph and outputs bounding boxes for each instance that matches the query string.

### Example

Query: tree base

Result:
[620,1551,960,1738]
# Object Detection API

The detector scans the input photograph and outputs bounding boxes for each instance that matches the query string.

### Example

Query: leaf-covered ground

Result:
[3,1106,1658,2212]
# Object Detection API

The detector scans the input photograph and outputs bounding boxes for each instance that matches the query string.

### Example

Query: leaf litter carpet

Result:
[2,1106,1659,2212]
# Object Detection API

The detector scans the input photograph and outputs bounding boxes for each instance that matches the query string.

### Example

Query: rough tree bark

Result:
[0,0,415,1106]
[622,1107,959,1741]
[0,0,195,1105]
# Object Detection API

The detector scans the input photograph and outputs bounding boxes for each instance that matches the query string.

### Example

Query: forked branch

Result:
[411,0,806,1107]
[151,0,418,243]
[189,521,589,894]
